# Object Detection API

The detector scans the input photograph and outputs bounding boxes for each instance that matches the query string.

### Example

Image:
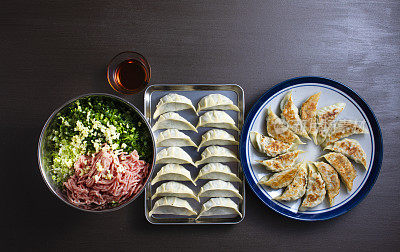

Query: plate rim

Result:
[239,76,383,221]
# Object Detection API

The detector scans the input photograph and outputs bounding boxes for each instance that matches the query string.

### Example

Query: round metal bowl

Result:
[37,93,156,212]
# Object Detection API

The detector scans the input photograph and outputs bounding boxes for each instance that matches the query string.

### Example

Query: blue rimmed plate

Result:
[240,76,383,221]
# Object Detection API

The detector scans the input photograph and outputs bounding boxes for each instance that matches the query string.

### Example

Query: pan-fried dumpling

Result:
[196,198,242,219]
[274,162,307,201]
[151,181,199,201]
[300,92,321,144]
[196,111,239,131]
[152,112,197,132]
[153,93,197,119]
[266,107,304,144]
[151,164,196,185]
[194,163,241,183]
[258,164,299,189]
[300,163,326,209]
[149,197,197,216]
[198,180,243,200]
[280,91,309,139]
[156,129,197,148]
[316,103,346,145]
[195,146,239,166]
[323,120,366,146]
[325,138,367,169]
[156,147,196,167]
[321,152,356,192]
[256,150,304,172]
[250,131,297,157]
[313,161,340,206]
[197,94,240,112]
[197,129,238,151]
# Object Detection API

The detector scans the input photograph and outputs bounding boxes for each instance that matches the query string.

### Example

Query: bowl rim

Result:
[37,93,156,213]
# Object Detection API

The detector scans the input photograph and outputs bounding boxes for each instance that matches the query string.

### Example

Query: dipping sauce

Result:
[115,59,149,92]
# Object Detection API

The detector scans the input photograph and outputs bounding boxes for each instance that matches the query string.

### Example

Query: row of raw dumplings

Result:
[250,91,367,209]
[150,93,243,219]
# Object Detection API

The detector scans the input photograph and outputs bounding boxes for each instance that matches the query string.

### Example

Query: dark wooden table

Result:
[2,1,399,251]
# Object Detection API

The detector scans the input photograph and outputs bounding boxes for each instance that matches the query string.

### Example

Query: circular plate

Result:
[240,77,383,221]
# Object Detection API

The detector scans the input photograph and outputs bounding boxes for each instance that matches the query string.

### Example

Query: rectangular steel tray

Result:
[144,84,245,224]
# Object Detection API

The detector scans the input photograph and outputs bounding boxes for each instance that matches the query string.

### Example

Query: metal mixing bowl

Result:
[37,93,156,212]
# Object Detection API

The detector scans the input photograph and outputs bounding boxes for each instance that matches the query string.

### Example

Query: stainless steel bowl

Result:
[37,93,156,212]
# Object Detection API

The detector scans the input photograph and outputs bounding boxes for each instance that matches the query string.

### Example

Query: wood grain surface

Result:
[1,0,399,251]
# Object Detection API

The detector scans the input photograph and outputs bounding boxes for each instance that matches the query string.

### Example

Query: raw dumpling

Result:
[195,146,239,166]
[325,138,367,169]
[197,94,240,112]
[280,91,309,139]
[323,120,366,146]
[275,162,307,201]
[197,129,238,151]
[194,163,241,183]
[300,163,326,209]
[250,131,297,157]
[313,161,340,206]
[153,93,197,119]
[196,198,242,219]
[258,164,299,189]
[151,164,196,185]
[196,111,239,131]
[151,181,199,201]
[256,150,304,172]
[321,152,356,192]
[300,92,321,144]
[156,147,196,167]
[198,180,243,200]
[266,107,304,144]
[316,103,346,145]
[152,112,197,132]
[156,129,197,148]
[149,197,197,216]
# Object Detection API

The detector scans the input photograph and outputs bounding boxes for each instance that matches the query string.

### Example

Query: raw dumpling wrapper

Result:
[323,120,366,146]
[280,91,309,139]
[316,103,346,145]
[250,131,297,157]
[156,129,197,148]
[300,92,321,144]
[149,197,197,216]
[196,110,239,131]
[153,93,197,119]
[258,164,299,189]
[256,150,304,172]
[194,163,241,183]
[300,163,326,209]
[198,180,243,200]
[152,112,197,132]
[313,161,340,206]
[322,152,356,192]
[325,138,367,169]
[196,198,242,220]
[156,147,196,167]
[151,164,196,185]
[195,146,239,166]
[151,181,199,201]
[275,162,307,201]
[266,107,304,144]
[197,129,238,151]
[197,94,240,112]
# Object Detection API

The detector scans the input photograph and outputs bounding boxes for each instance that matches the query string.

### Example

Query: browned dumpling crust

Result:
[275,162,308,201]
[324,120,366,146]
[322,152,356,192]
[250,131,297,157]
[316,103,346,145]
[300,163,326,208]
[280,91,310,139]
[258,165,299,189]
[256,150,304,172]
[267,107,304,144]
[300,92,321,144]
[313,161,340,206]
[325,138,367,169]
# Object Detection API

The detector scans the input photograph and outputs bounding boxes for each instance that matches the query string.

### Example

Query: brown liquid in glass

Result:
[115,59,148,92]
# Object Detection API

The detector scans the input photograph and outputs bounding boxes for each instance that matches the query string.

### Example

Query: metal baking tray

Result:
[144,84,245,224]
